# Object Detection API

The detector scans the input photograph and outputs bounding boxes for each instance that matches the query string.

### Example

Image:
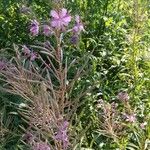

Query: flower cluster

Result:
[30,20,39,36]
[54,121,69,149]
[50,8,71,30]
[1,7,85,150]
[29,8,84,44]
[73,15,84,34]
[117,92,137,123]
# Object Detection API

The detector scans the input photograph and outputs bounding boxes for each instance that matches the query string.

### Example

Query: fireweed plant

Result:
[0,6,91,150]
[92,1,150,149]
[0,1,149,150]
[96,91,150,149]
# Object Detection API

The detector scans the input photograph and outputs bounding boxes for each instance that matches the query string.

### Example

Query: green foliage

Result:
[0,0,150,149]
[0,0,52,48]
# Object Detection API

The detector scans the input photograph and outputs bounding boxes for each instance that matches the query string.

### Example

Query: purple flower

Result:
[125,114,136,123]
[117,91,129,102]
[55,121,69,149]
[73,15,84,34]
[33,142,51,150]
[0,60,6,70]
[43,25,51,36]
[50,8,71,30]
[30,20,39,36]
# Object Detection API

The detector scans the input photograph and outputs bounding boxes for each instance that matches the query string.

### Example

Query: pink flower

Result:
[55,121,69,149]
[125,114,136,123]
[73,15,84,34]
[50,8,71,30]
[43,25,51,36]
[30,20,39,36]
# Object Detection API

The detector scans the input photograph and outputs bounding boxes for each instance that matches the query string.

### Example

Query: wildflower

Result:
[0,60,6,70]
[117,91,129,102]
[125,114,136,123]
[140,122,147,129]
[33,142,51,150]
[73,15,84,34]
[55,121,69,149]
[30,20,39,36]
[50,8,71,30]
[43,25,51,36]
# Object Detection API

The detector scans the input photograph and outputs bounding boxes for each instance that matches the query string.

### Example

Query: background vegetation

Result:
[0,0,150,149]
